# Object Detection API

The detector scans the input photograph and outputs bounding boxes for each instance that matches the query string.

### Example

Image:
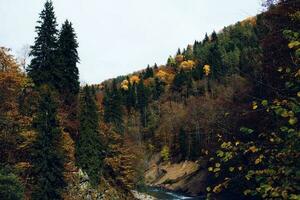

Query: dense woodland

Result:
[0,0,299,199]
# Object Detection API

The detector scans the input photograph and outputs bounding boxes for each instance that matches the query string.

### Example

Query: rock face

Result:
[63,169,136,200]
[131,190,157,200]
[144,155,208,196]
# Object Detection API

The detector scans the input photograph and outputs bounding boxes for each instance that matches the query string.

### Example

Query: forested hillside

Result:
[0,0,299,200]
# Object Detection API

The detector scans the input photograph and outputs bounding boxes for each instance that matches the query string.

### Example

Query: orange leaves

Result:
[155,69,175,84]
[129,75,140,84]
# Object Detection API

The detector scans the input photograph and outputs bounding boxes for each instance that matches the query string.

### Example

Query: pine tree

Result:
[211,30,218,42]
[137,79,149,127]
[31,86,66,200]
[125,77,136,112]
[27,1,59,88]
[153,77,164,100]
[103,86,112,123]
[103,80,124,132]
[57,20,79,99]
[143,65,154,79]
[203,33,209,43]
[178,128,187,160]
[76,86,104,187]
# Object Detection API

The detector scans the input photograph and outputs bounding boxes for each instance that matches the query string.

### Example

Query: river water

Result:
[139,187,205,200]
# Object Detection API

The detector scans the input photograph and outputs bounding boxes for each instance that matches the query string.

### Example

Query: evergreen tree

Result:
[76,86,104,187]
[31,86,66,200]
[178,128,187,160]
[153,77,164,100]
[0,168,24,200]
[125,77,136,112]
[172,69,187,93]
[103,86,112,123]
[143,65,154,79]
[176,48,181,55]
[211,30,218,42]
[103,80,124,131]
[137,79,149,127]
[57,20,79,99]
[27,1,59,88]
[207,43,223,79]
[203,33,209,43]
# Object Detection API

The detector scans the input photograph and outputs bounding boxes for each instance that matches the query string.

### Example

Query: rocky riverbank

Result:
[144,154,208,197]
[132,190,157,200]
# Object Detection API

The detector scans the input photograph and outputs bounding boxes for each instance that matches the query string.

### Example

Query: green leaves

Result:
[240,127,254,134]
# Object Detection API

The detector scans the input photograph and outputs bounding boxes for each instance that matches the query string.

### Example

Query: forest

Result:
[0,0,299,199]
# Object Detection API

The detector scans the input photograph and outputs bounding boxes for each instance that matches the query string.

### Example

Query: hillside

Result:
[0,0,299,200]
[96,1,300,199]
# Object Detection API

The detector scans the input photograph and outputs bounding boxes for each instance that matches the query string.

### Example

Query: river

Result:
[138,187,205,200]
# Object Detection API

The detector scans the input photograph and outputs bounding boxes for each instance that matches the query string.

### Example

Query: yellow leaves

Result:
[215,163,221,168]
[213,184,222,193]
[249,146,258,153]
[229,167,234,172]
[120,79,129,90]
[203,64,211,76]
[252,101,258,110]
[155,69,168,80]
[244,189,252,196]
[288,117,298,125]
[180,60,196,70]
[255,155,264,165]
[221,141,232,149]
[238,166,243,171]
[155,69,175,84]
[297,91,300,97]
[235,141,240,146]
[208,167,213,172]
[161,145,170,161]
[295,69,300,77]
[288,41,300,49]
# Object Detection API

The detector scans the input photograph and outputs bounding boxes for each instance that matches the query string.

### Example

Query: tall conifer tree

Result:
[76,86,104,187]
[31,86,66,200]
[27,1,59,88]
[137,79,149,127]
[57,20,80,98]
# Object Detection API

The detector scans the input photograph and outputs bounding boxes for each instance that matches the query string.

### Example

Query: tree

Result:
[211,30,218,42]
[31,86,66,200]
[0,47,26,165]
[203,33,209,43]
[76,86,104,187]
[0,168,24,200]
[125,77,136,112]
[178,128,187,159]
[57,20,79,100]
[153,77,164,100]
[143,65,154,79]
[137,79,149,127]
[27,1,59,88]
[103,80,124,132]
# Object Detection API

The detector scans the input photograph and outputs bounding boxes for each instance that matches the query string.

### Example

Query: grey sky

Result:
[0,0,262,84]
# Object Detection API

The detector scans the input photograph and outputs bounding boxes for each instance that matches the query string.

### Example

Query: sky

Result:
[0,0,262,84]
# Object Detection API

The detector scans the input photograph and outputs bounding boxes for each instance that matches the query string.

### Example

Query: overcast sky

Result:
[0,0,262,84]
